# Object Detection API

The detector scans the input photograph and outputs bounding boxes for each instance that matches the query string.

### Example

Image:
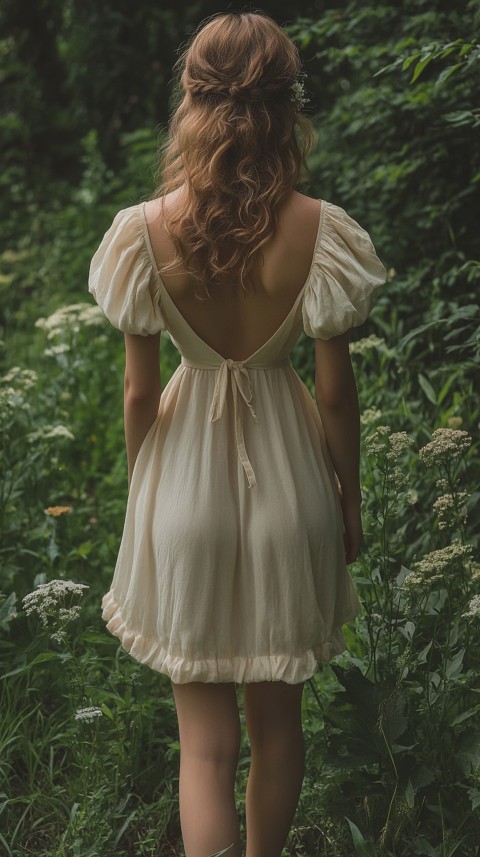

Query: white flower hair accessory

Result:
[290,74,309,110]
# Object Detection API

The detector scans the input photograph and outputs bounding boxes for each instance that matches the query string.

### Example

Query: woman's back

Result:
[144,189,322,361]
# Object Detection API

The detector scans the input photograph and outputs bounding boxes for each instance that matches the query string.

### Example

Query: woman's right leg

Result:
[171,680,242,857]
[243,680,305,857]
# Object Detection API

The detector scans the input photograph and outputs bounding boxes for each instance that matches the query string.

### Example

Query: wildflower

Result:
[404,541,473,591]
[386,432,413,461]
[1,249,29,263]
[75,706,103,723]
[0,386,21,411]
[361,407,382,425]
[349,334,386,356]
[27,424,75,442]
[78,305,105,327]
[447,416,463,429]
[35,303,105,340]
[2,367,38,389]
[462,595,480,618]
[44,506,73,517]
[391,466,409,490]
[365,424,391,455]
[22,579,89,638]
[290,76,309,110]
[418,428,471,466]
[44,343,70,357]
[365,425,413,462]
[433,492,469,530]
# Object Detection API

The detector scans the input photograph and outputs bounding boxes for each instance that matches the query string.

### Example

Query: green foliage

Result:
[1,0,480,854]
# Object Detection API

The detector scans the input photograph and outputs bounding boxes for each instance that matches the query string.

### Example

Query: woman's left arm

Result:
[123,332,162,488]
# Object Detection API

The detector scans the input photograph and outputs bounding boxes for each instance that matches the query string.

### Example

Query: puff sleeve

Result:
[302,201,387,339]
[88,205,167,335]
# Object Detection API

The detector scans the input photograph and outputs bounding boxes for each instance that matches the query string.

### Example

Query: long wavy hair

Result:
[151,11,315,300]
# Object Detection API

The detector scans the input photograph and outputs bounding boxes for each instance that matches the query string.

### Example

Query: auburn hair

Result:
[151,11,315,299]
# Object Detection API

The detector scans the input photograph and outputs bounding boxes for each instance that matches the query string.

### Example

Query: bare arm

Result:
[314,332,363,562]
[123,332,162,488]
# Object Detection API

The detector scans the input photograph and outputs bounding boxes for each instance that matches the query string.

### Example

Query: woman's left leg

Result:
[171,680,242,857]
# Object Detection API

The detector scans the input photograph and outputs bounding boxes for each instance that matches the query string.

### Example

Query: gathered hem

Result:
[101,590,356,684]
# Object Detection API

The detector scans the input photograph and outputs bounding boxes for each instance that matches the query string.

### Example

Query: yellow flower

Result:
[44,506,72,517]
[447,416,463,428]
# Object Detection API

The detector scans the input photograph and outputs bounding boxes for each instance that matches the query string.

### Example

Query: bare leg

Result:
[243,680,305,857]
[171,681,242,857]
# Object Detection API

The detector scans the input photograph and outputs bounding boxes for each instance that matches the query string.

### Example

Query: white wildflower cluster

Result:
[27,424,75,443]
[365,424,391,455]
[44,343,70,358]
[403,541,474,592]
[419,428,471,466]
[0,386,22,413]
[433,492,469,530]
[365,425,413,461]
[290,76,309,110]
[22,579,89,642]
[361,407,383,426]
[349,334,386,356]
[471,563,480,582]
[386,432,413,461]
[1,367,38,390]
[35,303,104,340]
[391,467,409,490]
[462,595,480,618]
[75,706,104,723]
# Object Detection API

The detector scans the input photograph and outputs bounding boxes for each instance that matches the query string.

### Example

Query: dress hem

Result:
[101,589,357,685]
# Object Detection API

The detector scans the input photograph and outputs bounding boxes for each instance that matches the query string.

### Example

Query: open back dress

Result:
[88,199,387,684]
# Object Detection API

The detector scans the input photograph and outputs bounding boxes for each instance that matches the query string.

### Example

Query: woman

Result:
[89,10,387,857]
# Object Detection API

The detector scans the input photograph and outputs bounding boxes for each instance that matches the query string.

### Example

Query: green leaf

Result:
[437,372,458,405]
[46,537,59,563]
[402,53,420,71]
[417,640,433,664]
[435,63,463,88]
[445,647,465,680]
[418,373,437,404]
[345,818,371,855]
[29,652,61,666]
[411,56,432,83]
[467,787,480,811]
[405,778,415,808]
[100,703,115,722]
[0,592,17,629]
[451,708,478,727]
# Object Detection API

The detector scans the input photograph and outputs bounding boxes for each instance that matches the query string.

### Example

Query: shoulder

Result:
[283,190,322,225]
[88,202,167,336]
[143,187,186,227]
[301,198,388,340]
[275,191,323,258]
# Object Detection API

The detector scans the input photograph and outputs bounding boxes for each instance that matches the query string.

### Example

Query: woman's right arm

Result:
[314,332,363,564]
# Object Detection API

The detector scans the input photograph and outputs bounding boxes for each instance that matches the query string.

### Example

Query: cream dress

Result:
[88,199,387,684]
